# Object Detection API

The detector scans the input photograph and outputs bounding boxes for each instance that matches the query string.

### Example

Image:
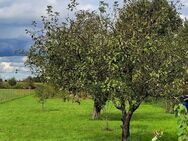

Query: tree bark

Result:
[92,95,108,119]
[121,111,133,141]
[92,102,102,119]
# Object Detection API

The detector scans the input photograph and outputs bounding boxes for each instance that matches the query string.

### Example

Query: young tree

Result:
[35,84,56,110]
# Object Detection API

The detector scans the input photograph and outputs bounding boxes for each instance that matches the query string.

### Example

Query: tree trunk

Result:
[92,102,102,119]
[165,99,176,113]
[92,95,108,120]
[121,111,133,141]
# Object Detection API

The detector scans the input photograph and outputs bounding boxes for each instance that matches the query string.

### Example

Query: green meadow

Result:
[0,89,177,141]
[0,89,33,103]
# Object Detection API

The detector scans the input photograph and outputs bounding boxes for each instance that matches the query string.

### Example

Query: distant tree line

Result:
[0,76,42,89]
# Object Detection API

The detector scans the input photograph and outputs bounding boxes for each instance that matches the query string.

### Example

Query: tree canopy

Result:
[26,0,188,141]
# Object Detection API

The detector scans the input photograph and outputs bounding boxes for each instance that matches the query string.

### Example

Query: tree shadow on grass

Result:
[100,112,121,121]
[132,112,173,121]
[80,124,164,141]
[77,112,177,141]
[98,111,173,122]
[81,132,121,141]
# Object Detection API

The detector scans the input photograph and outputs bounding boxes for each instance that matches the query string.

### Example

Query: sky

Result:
[0,0,188,80]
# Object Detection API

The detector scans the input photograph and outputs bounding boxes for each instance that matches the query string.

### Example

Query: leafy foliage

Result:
[35,84,56,110]
[8,78,17,86]
[104,0,187,140]
[175,104,188,141]
[26,3,111,119]
[24,76,36,89]
[26,0,188,140]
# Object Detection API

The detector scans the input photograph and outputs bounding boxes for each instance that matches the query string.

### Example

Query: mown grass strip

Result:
[0,89,34,104]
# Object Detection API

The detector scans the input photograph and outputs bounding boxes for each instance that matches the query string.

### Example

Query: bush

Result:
[25,76,36,89]
[8,78,17,86]
[174,104,188,141]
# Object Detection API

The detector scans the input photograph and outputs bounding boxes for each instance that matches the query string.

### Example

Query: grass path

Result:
[0,96,177,141]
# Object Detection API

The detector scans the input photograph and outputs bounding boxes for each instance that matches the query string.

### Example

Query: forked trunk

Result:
[121,111,133,141]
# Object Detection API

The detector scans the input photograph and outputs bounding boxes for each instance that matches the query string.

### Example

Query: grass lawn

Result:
[0,89,34,103]
[0,95,178,141]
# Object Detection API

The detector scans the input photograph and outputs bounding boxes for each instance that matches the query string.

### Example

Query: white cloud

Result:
[0,0,97,20]
[180,14,188,20]
[0,0,113,20]
[0,3,33,19]
[181,0,188,7]
[0,56,31,79]
[0,0,98,39]
[77,4,96,11]
[0,61,28,73]
[0,62,14,72]
[22,56,28,62]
